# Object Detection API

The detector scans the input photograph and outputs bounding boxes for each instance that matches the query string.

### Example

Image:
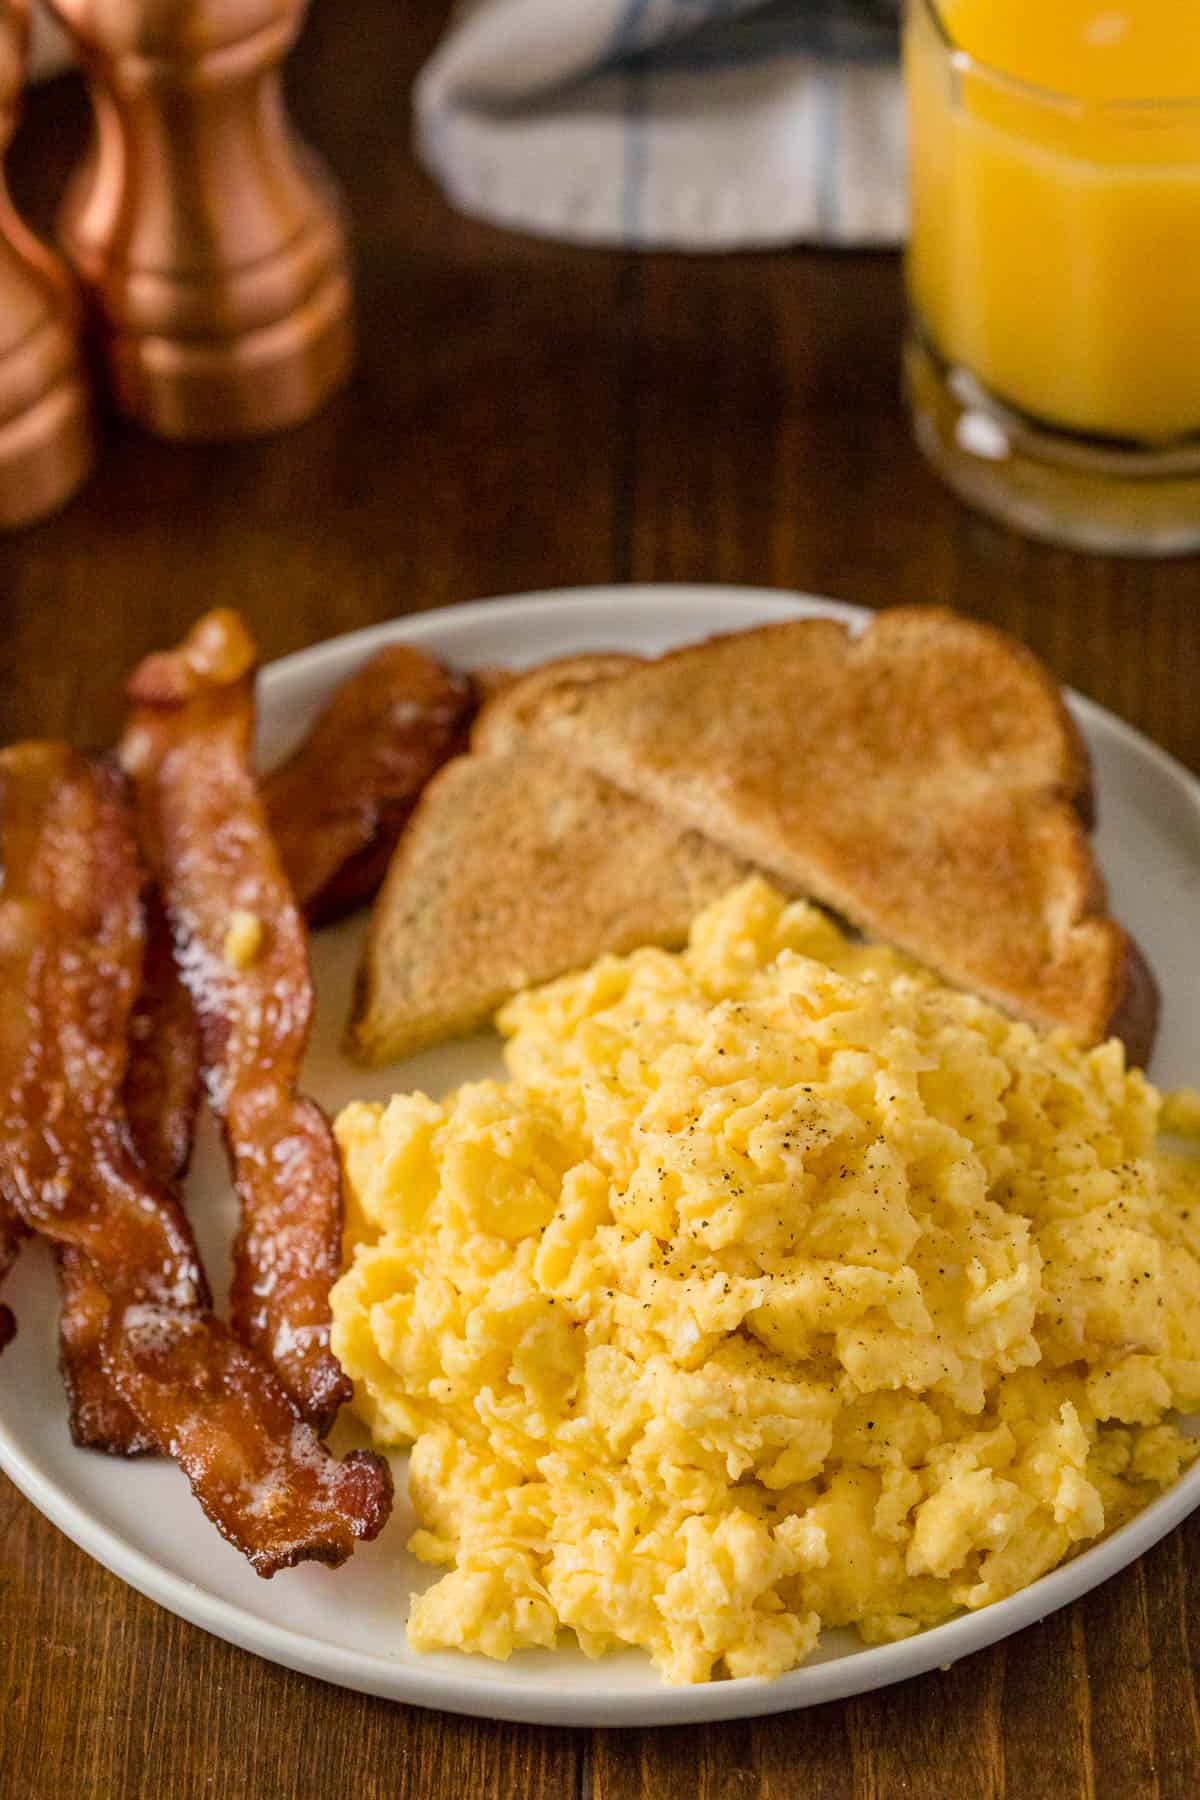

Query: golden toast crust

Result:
[472,653,643,757]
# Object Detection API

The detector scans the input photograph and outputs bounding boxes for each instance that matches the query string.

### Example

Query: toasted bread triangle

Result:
[347,745,752,1064]
[522,607,1157,1061]
[472,653,643,757]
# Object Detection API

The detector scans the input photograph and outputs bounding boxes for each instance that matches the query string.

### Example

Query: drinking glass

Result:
[903,1,1200,555]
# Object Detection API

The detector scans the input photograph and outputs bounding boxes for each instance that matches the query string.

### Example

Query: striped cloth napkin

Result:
[415,0,905,250]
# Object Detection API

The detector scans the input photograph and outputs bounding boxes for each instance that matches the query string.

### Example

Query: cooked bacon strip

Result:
[122,610,350,1429]
[2,809,202,1398]
[123,890,202,1189]
[106,1303,391,1571]
[0,748,183,1282]
[0,742,72,1353]
[0,1204,24,1350]
[57,1253,156,1454]
[0,745,207,1422]
[263,644,475,927]
[0,743,392,1571]
[58,891,202,1453]
[3,828,203,1379]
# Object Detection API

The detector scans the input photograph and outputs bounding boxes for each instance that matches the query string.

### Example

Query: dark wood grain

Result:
[3,3,1200,1797]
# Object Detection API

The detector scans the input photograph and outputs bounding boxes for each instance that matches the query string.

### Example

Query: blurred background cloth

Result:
[416,0,905,250]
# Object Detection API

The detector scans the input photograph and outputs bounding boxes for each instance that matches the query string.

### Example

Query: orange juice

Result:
[906,1,1200,443]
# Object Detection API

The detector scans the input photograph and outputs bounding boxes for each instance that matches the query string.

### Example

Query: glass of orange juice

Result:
[903,1,1200,554]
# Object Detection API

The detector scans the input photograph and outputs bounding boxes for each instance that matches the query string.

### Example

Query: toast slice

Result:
[347,745,752,1064]
[521,607,1157,1063]
[472,653,643,756]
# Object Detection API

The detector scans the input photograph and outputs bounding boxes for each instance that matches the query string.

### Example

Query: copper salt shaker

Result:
[46,0,353,439]
[0,0,93,526]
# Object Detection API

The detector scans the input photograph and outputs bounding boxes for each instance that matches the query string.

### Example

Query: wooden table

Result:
[2,5,1198,1796]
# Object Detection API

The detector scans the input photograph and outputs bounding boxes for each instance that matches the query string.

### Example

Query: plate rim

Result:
[4,581,1200,1728]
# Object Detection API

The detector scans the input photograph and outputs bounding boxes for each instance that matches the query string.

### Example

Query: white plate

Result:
[3,585,1200,1728]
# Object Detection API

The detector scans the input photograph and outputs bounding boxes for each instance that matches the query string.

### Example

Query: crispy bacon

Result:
[57,1252,157,1454]
[0,801,199,1404]
[263,644,475,927]
[122,610,351,1430]
[123,890,202,1190]
[106,1303,391,1571]
[0,1203,24,1350]
[0,743,69,1353]
[57,892,202,1453]
[44,637,458,1409]
[0,743,392,1572]
[0,748,188,1282]
[1,745,203,1446]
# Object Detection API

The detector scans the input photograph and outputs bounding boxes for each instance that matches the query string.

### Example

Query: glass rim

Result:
[918,0,1200,119]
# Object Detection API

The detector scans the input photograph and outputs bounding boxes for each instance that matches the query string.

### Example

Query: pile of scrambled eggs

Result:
[331,880,1200,1684]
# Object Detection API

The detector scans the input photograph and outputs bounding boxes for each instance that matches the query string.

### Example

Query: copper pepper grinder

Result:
[0,0,93,526]
[45,0,353,439]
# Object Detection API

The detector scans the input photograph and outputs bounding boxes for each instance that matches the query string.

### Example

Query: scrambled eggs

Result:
[331,880,1200,1684]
